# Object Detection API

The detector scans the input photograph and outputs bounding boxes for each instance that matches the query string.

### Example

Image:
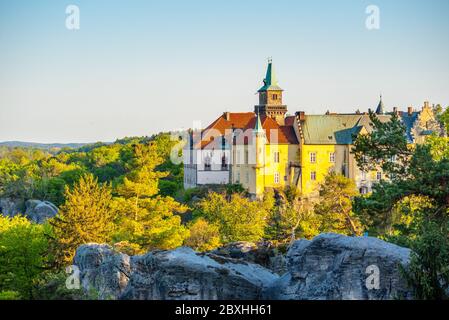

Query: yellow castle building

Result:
[183,60,440,198]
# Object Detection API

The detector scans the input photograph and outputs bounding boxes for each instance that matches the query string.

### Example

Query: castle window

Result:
[246,172,249,183]
[204,156,211,171]
[377,172,382,181]
[310,152,317,163]
[221,154,228,171]
[361,171,367,181]
[274,152,280,163]
[360,186,369,194]
[329,152,336,163]
[274,172,280,184]
[311,171,317,181]
[236,172,240,183]
[272,94,278,100]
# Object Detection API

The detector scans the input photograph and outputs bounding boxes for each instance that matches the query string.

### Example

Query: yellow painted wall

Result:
[255,144,291,194]
[233,142,299,197]
[300,145,337,196]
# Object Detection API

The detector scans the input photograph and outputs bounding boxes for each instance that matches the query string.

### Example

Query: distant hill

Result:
[0,141,88,150]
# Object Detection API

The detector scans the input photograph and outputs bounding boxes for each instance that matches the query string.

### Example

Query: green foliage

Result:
[113,142,188,251]
[353,112,449,237]
[33,271,87,300]
[197,192,272,243]
[184,218,221,252]
[0,291,21,300]
[353,110,449,299]
[435,105,449,134]
[402,219,449,300]
[352,111,412,178]
[266,187,319,242]
[314,173,362,236]
[50,174,114,266]
[0,216,49,299]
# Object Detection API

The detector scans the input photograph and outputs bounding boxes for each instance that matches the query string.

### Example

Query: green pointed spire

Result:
[254,111,264,133]
[375,94,385,114]
[258,58,283,92]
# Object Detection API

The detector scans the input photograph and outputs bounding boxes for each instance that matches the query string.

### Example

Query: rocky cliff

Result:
[74,245,277,300]
[73,234,413,300]
[0,198,58,223]
[264,233,412,300]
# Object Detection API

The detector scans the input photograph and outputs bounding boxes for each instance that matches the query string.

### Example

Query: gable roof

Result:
[400,111,420,143]
[199,112,298,148]
[301,114,391,145]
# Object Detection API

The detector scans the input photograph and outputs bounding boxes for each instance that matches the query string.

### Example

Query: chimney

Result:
[223,112,231,121]
[296,111,306,121]
[407,106,413,115]
[393,107,399,115]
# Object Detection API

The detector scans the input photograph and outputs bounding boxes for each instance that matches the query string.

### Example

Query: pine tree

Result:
[352,110,449,299]
[113,142,188,251]
[50,174,114,266]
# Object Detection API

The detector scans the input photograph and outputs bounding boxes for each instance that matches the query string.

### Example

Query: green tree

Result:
[184,218,221,252]
[50,174,114,266]
[113,142,188,251]
[314,173,362,236]
[352,111,449,299]
[402,218,449,300]
[266,187,318,242]
[0,216,49,299]
[198,192,272,243]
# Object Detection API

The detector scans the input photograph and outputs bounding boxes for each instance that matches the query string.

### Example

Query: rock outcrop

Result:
[24,200,58,223]
[211,241,287,275]
[264,233,412,300]
[73,234,413,300]
[74,244,131,300]
[0,198,22,217]
[74,245,278,300]
[0,198,58,223]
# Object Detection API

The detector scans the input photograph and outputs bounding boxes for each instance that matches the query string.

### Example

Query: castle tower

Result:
[253,111,266,197]
[255,59,288,125]
[254,111,266,169]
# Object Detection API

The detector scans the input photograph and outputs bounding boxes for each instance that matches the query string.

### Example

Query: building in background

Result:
[183,61,440,198]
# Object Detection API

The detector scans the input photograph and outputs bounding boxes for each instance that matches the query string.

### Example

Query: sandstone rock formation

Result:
[24,199,58,223]
[74,245,278,300]
[264,233,412,300]
[0,198,58,223]
[0,198,21,217]
[211,241,287,275]
[73,234,413,300]
[74,244,131,300]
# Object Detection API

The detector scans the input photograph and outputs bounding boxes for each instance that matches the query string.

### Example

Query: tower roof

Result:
[375,95,385,114]
[258,59,283,92]
[254,111,264,133]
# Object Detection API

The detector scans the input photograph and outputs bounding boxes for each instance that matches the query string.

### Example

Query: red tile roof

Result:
[198,112,298,148]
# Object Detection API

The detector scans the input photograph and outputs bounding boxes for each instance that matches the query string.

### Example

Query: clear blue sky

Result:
[1,0,448,143]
